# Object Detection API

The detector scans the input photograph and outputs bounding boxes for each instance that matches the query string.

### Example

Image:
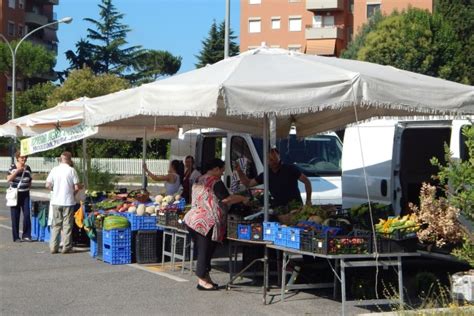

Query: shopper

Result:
[143,160,184,196]
[6,151,32,242]
[182,155,201,203]
[46,151,80,254]
[184,158,249,290]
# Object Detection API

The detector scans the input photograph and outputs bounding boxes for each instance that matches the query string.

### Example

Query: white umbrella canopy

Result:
[0,97,179,140]
[84,47,474,137]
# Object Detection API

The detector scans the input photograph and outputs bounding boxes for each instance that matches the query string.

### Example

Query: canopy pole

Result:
[142,128,148,190]
[82,138,88,190]
[224,0,230,59]
[263,114,269,222]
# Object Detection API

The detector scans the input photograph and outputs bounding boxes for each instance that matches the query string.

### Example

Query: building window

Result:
[8,22,16,36]
[18,25,24,37]
[249,18,261,33]
[249,0,261,4]
[289,17,302,32]
[367,3,381,19]
[313,15,322,28]
[289,0,301,3]
[8,0,15,9]
[288,45,302,52]
[271,17,281,30]
[323,15,335,27]
[19,0,24,9]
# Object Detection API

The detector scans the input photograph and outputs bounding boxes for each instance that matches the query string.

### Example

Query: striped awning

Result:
[305,39,336,56]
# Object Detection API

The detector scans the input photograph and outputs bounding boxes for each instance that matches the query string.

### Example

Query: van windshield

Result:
[252,134,342,176]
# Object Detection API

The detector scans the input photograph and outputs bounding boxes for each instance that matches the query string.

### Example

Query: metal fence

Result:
[0,157,169,175]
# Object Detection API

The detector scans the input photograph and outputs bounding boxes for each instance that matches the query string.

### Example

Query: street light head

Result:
[59,17,73,24]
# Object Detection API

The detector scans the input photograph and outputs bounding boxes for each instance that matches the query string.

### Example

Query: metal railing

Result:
[1,157,169,175]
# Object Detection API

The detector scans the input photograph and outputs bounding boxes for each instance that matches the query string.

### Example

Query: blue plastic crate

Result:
[31,216,40,241]
[286,227,302,249]
[38,225,50,242]
[103,244,131,265]
[237,224,252,240]
[121,213,157,231]
[43,226,50,242]
[103,228,131,248]
[263,222,279,241]
[90,238,97,257]
[274,227,287,247]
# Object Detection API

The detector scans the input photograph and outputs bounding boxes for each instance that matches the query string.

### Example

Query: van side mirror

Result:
[381,179,388,197]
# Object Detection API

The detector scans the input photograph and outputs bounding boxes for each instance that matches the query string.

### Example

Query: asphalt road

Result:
[0,190,369,316]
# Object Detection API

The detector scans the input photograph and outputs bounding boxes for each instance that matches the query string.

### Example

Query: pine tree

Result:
[195,20,239,68]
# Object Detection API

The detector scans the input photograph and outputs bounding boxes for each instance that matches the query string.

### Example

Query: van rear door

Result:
[342,120,397,209]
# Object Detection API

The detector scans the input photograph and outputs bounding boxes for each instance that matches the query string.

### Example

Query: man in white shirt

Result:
[46,151,80,254]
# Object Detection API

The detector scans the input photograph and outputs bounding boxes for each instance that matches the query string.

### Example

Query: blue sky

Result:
[55,0,240,74]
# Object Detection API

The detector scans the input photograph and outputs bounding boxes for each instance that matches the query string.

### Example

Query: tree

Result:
[6,82,56,118]
[41,68,170,159]
[47,67,129,106]
[81,0,143,75]
[195,20,240,68]
[434,0,474,84]
[341,10,384,59]
[130,49,182,84]
[64,39,100,73]
[356,8,467,84]
[0,40,55,79]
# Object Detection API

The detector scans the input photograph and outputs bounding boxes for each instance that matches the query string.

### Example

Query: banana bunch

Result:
[375,214,419,234]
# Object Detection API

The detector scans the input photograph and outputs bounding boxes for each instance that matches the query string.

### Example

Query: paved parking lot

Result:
[0,190,370,316]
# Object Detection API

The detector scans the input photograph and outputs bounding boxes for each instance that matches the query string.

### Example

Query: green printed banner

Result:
[21,122,98,156]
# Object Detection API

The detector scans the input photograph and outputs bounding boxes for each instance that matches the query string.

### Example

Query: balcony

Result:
[25,12,48,26]
[306,0,344,11]
[305,26,344,39]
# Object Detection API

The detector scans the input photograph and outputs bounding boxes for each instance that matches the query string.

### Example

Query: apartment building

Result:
[0,0,59,124]
[240,0,433,55]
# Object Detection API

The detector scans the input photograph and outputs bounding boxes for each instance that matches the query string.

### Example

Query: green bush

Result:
[76,160,117,192]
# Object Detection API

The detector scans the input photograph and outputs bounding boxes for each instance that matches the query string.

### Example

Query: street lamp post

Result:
[0,17,72,161]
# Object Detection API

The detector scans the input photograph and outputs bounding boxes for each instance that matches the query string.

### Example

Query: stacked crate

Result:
[102,228,131,265]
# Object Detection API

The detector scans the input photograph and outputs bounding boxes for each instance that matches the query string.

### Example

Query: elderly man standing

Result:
[46,151,80,254]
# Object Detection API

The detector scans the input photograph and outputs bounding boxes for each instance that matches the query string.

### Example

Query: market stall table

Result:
[226,237,274,304]
[157,224,194,273]
[267,244,420,314]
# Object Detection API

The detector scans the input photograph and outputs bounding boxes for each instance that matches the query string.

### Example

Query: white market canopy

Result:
[83,47,474,137]
[0,97,178,140]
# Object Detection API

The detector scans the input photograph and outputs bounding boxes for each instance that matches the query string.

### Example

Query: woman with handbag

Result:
[6,151,33,242]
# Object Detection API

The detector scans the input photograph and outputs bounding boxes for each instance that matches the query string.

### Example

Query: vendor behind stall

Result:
[236,148,312,207]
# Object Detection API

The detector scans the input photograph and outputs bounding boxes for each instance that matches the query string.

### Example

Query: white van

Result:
[342,118,473,215]
[171,129,343,206]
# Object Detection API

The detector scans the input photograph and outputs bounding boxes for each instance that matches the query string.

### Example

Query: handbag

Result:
[6,169,26,207]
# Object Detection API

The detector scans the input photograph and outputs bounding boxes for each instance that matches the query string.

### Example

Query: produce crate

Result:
[314,235,371,255]
[31,215,40,241]
[96,230,103,261]
[157,212,180,227]
[375,237,417,253]
[274,227,287,247]
[39,225,50,242]
[286,227,303,249]
[299,230,315,252]
[237,224,252,240]
[134,230,158,264]
[90,238,98,258]
[102,228,131,248]
[263,222,279,242]
[31,200,49,216]
[103,244,131,265]
[120,213,157,231]
[296,221,342,237]
[251,223,263,240]
[227,219,260,239]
